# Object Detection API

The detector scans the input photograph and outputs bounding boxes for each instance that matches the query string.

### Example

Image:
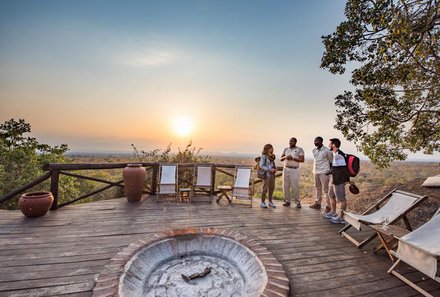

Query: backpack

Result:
[346,154,360,177]
[255,156,266,179]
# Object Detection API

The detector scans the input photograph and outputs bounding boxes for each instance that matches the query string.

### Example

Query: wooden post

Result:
[151,164,158,195]
[50,170,60,210]
[210,165,216,196]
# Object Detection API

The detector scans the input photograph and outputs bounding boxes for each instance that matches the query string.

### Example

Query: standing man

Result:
[310,136,333,212]
[323,138,350,224]
[281,137,304,208]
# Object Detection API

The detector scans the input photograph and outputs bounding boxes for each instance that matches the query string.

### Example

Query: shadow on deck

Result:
[0,196,438,297]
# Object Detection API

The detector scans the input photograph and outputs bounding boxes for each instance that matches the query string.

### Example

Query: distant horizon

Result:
[65,148,439,163]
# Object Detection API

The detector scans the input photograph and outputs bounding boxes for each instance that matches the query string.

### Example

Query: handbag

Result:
[257,168,266,179]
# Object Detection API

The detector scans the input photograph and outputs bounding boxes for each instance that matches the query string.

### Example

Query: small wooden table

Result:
[370,224,410,262]
[216,185,232,203]
[179,188,192,203]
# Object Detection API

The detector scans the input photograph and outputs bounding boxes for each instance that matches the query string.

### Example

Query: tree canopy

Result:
[321,0,439,166]
[0,119,79,209]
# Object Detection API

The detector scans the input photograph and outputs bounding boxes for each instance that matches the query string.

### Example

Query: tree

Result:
[0,119,80,209]
[321,0,439,167]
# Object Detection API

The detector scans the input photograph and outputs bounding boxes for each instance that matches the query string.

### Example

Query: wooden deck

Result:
[0,196,438,297]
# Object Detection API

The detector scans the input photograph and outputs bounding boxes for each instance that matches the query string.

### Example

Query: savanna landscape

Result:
[6,149,437,228]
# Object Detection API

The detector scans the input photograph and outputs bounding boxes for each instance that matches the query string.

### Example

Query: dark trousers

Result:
[262,173,275,202]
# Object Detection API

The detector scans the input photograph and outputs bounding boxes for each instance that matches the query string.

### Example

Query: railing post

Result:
[151,164,158,195]
[210,165,216,196]
[50,169,60,210]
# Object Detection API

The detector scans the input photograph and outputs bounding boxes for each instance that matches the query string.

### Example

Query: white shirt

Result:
[312,146,333,174]
[282,146,304,168]
[332,150,347,167]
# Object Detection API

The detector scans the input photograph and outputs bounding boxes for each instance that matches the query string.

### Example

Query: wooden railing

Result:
[0,163,283,210]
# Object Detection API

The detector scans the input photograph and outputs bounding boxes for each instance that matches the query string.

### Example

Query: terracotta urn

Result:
[123,164,146,202]
[18,191,54,218]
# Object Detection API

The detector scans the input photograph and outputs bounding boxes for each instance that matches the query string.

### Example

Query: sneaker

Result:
[282,201,291,207]
[268,202,276,208]
[330,216,347,224]
[296,203,302,209]
[323,212,337,219]
[261,202,267,208]
[309,202,321,209]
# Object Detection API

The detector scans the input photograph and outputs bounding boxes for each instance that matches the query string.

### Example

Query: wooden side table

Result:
[369,224,410,262]
[179,188,192,203]
[217,185,232,203]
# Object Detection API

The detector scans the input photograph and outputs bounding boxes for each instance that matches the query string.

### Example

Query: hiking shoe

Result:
[309,202,321,209]
[322,206,331,215]
[296,203,302,209]
[261,202,268,208]
[330,216,346,224]
[282,201,291,207]
[323,212,337,219]
[268,202,276,208]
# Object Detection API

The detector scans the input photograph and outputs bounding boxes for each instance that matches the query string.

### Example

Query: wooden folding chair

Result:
[339,189,427,248]
[191,165,213,202]
[231,166,254,207]
[387,207,440,297]
[156,164,178,202]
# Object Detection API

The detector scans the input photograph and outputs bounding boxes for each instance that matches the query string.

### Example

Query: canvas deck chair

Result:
[339,189,427,248]
[192,165,213,199]
[231,166,254,207]
[157,164,178,202]
[387,207,440,297]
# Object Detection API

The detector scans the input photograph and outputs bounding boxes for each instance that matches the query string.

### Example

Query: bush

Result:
[0,119,84,209]
[131,141,211,188]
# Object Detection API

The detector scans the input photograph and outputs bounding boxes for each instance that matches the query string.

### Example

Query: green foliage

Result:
[321,0,439,167]
[131,141,211,188]
[131,141,211,164]
[0,119,81,209]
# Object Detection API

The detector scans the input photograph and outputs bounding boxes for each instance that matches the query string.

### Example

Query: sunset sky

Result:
[0,1,437,161]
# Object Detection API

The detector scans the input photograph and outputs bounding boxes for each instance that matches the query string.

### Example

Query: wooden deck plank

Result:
[0,196,438,296]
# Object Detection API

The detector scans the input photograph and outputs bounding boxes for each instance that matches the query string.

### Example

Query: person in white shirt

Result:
[280,137,304,208]
[310,136,333,212]
[323,138,350,224]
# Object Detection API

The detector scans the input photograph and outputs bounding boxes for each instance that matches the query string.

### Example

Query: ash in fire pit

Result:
[92,228,289,297]
[122,234,265,296]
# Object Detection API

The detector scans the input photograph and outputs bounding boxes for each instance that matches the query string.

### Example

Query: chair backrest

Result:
[434,206,440,217]
[195,166,212,187]
[160,164,177,185]
[363,191,422,224]
[400,207,440,248]
[234,167,252,189]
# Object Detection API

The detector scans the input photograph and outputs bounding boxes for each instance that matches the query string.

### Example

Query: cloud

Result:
[123,48,181,67]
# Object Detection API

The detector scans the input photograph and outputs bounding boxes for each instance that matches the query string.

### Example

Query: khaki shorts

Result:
[329,177,346,202]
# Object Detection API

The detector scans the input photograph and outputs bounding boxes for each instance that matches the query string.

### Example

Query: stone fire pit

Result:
[92,228,289,297]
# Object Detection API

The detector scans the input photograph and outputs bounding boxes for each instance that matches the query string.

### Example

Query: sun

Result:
[172,116,193,137]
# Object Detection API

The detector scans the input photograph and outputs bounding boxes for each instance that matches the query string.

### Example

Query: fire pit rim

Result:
[92,227,289,297]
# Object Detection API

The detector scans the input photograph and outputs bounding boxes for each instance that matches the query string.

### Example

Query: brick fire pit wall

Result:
[92,228,289,297]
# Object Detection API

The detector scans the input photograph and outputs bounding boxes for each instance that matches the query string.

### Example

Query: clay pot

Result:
[123,164,146,202]
[19,191,54,218]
